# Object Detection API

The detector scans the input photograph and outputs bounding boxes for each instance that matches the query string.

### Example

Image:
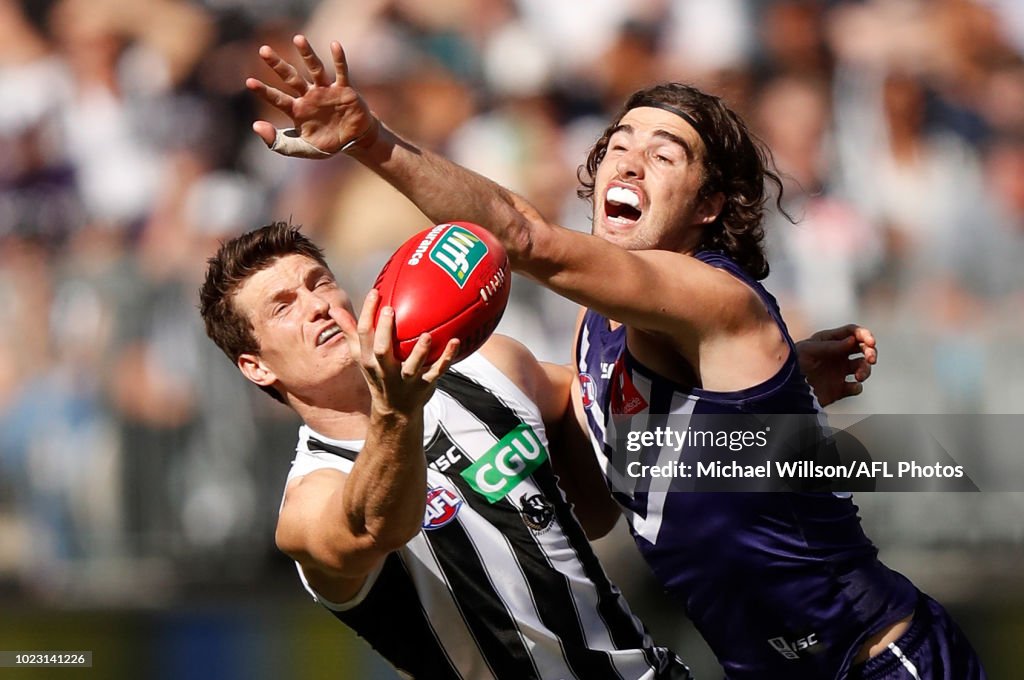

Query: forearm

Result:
[349,122,541,263]
[335,405,426,552]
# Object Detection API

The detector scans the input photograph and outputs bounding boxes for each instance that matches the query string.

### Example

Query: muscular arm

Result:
[275,405,427,602]
[248,37,768,352]
[276,291,459,603]
[350,123,762,342]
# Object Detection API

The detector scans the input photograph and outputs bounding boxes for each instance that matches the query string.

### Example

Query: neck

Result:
[291,384,374,440]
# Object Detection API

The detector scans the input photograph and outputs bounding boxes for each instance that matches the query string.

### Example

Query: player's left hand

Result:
[796,324,877,407]
[246,34,378,158]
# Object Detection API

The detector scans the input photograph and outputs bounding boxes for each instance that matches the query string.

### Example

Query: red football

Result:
[373,222,511,364]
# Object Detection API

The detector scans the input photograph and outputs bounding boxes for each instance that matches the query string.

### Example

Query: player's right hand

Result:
[246,34,378,158]
[343,290,459,416]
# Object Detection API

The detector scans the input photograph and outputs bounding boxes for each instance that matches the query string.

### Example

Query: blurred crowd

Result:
[1,0,1023,605]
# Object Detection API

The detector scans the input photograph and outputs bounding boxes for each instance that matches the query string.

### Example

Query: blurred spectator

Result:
[756,73,881,337]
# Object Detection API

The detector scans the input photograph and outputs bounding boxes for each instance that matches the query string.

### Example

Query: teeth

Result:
[607,186,640,208]
[317,326,341,346]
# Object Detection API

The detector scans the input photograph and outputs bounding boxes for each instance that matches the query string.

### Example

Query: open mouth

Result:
[316,325,343,346]
[604,185,642,224]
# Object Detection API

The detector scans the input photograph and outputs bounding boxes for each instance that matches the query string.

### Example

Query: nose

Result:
[615,147,644,180]
[301,287,331,319]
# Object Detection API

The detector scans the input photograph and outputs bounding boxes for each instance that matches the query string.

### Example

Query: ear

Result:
[697,191,725,225]
[238,352,277,388]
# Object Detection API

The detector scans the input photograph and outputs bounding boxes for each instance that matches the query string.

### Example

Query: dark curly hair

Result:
[578,83,788,280]
[199,222,330,403]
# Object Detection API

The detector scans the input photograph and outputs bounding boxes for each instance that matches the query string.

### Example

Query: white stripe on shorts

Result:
[887,642,922,680]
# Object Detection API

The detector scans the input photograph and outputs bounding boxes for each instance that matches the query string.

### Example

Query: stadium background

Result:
[1,0,1022,677]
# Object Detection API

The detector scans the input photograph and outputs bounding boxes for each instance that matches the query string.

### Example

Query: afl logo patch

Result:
[579,373,596,409]
[423,487,463,530]
[519,493,554,533]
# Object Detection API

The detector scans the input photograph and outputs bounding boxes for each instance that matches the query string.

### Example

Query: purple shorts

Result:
[847,593,986,680]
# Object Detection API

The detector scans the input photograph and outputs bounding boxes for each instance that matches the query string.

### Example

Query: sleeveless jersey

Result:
[575,251,918,679]
[284,353,691,680]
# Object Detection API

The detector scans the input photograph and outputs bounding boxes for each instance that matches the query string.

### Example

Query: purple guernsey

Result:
[575,251,919,679]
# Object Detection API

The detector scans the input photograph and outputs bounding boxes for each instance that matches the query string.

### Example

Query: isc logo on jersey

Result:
[428,225,488,288]
[423,487,463,530]
[462,424,548,503]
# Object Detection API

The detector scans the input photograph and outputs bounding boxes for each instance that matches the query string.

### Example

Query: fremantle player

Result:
[245,36,987,680]
[199,223,692,679]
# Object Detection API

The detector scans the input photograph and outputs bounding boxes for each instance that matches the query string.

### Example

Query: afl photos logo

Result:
[423,487,463,530]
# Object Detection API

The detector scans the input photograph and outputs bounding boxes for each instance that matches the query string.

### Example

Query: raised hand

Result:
[796,324,877,407]
[246,34,378,158]
[343,290,459,416]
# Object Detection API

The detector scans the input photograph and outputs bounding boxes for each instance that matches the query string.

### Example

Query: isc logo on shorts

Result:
[768,633,819,660]
[430,225,487,288]
[423,487,463,530]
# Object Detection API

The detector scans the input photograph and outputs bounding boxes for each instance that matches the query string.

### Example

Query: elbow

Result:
[367,524,420,555]
[488,192,545,265]
[505,215,564,281]
[278,525,418,578]
[502,214,538,266]
[359,511,422,555]
[296,533,411,578]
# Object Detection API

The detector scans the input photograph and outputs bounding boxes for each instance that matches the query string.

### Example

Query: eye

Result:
[315,277,333,288]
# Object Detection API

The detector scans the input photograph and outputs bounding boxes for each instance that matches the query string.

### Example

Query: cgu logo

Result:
[429,225,487,288]
[462,424,549,503]
[422,487,463,530]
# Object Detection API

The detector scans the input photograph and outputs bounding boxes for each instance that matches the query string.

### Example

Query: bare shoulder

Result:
[477,334,574,424]
[477,335,545,405]
[477,334,537,385]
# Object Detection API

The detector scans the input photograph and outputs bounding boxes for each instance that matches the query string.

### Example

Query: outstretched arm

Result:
[796,324,877,407]
[276,290,459,603]
[246,36,772,354]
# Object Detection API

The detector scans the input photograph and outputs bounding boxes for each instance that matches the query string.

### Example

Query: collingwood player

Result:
[199,223,691,680]
[244,36,987,680]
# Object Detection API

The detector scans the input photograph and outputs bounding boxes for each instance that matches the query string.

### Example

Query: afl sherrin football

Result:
[373,222,511,364]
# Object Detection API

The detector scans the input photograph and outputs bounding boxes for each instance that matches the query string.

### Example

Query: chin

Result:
[597,225,648,251]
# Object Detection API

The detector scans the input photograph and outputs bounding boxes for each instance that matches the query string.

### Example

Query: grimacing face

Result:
[592,106,720,252]
[232,254,359,400]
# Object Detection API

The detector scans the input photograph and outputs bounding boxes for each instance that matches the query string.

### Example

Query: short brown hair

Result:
[578,83,789,280]
[199,222,330,402]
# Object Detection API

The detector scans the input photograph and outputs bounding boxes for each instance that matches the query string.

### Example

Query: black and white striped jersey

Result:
[284,353,690,680]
